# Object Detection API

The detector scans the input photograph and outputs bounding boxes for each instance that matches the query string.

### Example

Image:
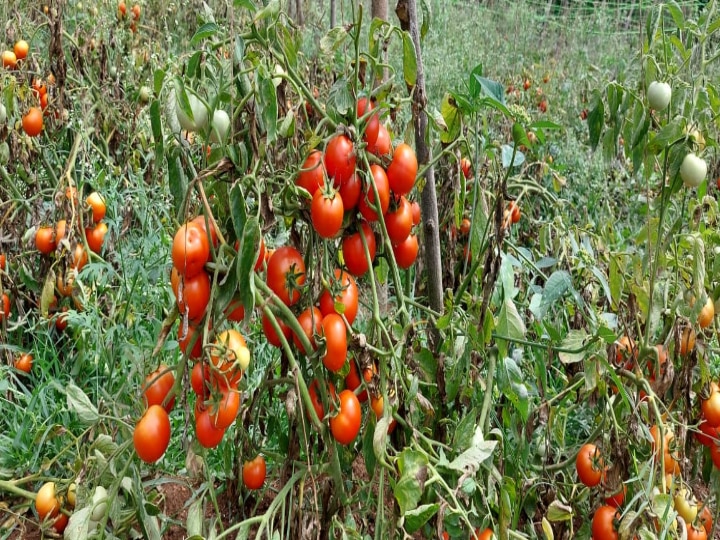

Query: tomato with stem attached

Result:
[591,506,619,540]
[358,164,390,222]
[86,192,106,223]
[385,196,413,245]
[266,246,306,306]
[243,455,267,490]
[576,443,604,487]
[36,226,57,254]
[211,329,249,387]
[319,269,359,325]
[14,353,33,373]
[330,390,362,445]
[142,364,176,412]
[210,386,240,429]
[191,215,219,248]
[133,405,171,463]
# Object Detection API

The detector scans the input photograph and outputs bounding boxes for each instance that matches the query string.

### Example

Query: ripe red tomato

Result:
[22,107,43,137]
[591,506,619,540]
[330,389,362,445]
[195,405,226,448]
[262,311,291,348]
[702,388,720,427]
[293,306,323,353]
[133,404,171,463]
[339,172,361,211]
[357,97,379,145]
[191,215,219,248]
[604,485,626,508]
[176,270,211,321]
[179,322,204,359]
[321,314,347,372]
[14,353,33,373]
[266,246,306,306]
[210,387,240,429]
[243,455,267,490]
[142,364,176,412]
[0,253,5,271]
[392,234,419,269]
[576,443,604,487]
[345,360,368,402]
[471,528,494,540]
[296,150,325,198]
[508,201,521,224]
[255,237,266,271]
[697,418,720,446]
[172,222,210,278]
[318,269,359,325]
[225,297,245,322]
[72,244,88,271]
[191,362,211,397]
[461,157,473,179]
[367,124,391,157]
[699,504,713,535]
[35,226,57,254]
[0,293,9,321]
[386,143,418,196]
[710,441,720,469]
[385,196,413,244]
[324,134,356,185]
[13,40,29,61]
[358,164,390,222]
[131,3,141,19]
[85,222,108,253]
[311,188,344,238]
[86,192,107,223]
[308,379,336,419]
[687,525,708,540]
[342,221,376,276]
[410,200,421,226]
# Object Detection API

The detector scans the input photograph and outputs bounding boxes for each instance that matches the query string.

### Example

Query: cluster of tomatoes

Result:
[31,481,76,534]
[34,188,108,332]
[1,37,54,137]
[117,1,141,33]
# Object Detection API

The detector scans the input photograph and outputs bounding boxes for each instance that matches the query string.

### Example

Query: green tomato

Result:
[0,103,6,124]
[680,153,707,188]
[138,86,151,104]
[674,487,698,524]
[91,485,108,521]
[648,81,671,111]
[210,109,230,143]
[175,91,208,133]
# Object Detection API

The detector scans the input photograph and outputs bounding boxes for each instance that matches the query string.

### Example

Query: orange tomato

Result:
[1,50,17,68]
[14,353,33,373]
[13,40,29,60]
[22,107,43,137]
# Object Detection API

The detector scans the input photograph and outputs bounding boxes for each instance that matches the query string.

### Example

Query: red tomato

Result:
[385,196,413,244]
[345,359,368,402]
[142,364,176,412]
[699,504,713,535]
[195,405,225,448]
[262,311,291,348]
[133,405,171,463]
[14,353,33,373]
[687,525,708,540]
[0,293,9,321]
[35,226,57,254]
[0,253,5,271]
[296,150,325,198]
[85,222,108,253]
[293,306,323,353]
[710,441,720,469]
[461,157,473,179]
[172,222,210,278]
[696,418,720,447]
[321,314,347,372]
[191,215,219,248]
[358,164,390,222]
[191,362,211,397]
[339,172,361,211]
[324,134,356,185]
[411,200,421,226]
[318,269,359,325]
[225,297,245,322]
[266,246,306,306]
[386,143,418,196]
[255,237,266,271]
[604,485,626,508]
[176,270,211,321]
[576,443,604,487]
[243,455,267,490]
[22,107,43,137]
[591,506,619,540]
[308,379,336,419]
[367,124,391,156]
[179,322,204,359]
[508,201,521,224]
[392,233,419,269]
[342,221,376,276]
[311,188,344,238]
[330,389,362,445]
[470,528,494,540]
[702,389,720,427]
[210,387,240,429]
[357,97,379,145]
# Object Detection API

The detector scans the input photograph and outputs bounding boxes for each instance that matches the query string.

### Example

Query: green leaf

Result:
[558,329,589,364]
[666,1,685,29]
[471,72,505,104]
[405,504,439,533]
[153,69,166,97]
[546,500,573,522]
[401,31,417,87]
[187,50,203,80]
[173,77,194,124]
[530,270,572,320]
[167,152,187,218]
[439,93,461,143]
[647,118,683,154]
[496,298,526,358]
[363,417,377,478]
[320,26,348,56]
[420,0,431,40]
[590,266,612,306]
[191,22,219,45]
[512,122,530,147]
[587,90,604,150]
[447,426,497,472]
[258,73,278,144]
[394,449,428,514]
[234,0,256,10]
[150,100,164,163]
[230,183,247,241]
[64,507,92,540]
[66,381,99,425]
[186,499,203,537]
[253,0,279,22]
[327,77,353,116]
[501,145,525,168]
[452,409,478,452]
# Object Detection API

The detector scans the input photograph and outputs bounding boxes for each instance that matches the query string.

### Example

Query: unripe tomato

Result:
[175,92,208,132]
[2,50,17,69]
[142,364,176,412]
[330,390,362,445]
[679,326,696,356]
[674,487,698,524]
[35,482,65,531]
[647,81,671,111]
[680,153,707,188]
[211,329,248,387]
[133,405,171,463]
[698,297,714,329]
[243,455,267,490]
